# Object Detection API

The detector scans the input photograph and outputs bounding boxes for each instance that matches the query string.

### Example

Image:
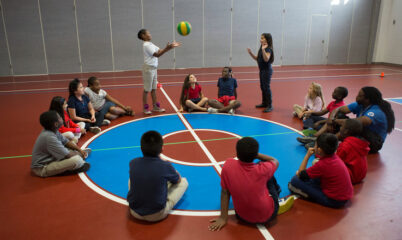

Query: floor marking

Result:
[0,154,32,160]
[160,87,222,174]
[0,66,399,85]
[3,71,402,94]
[159,88,276,240]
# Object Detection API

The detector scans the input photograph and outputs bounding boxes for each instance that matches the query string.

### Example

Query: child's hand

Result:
[178,107,183,113]
[246,48,252,54]
[307,147,315,156]
[90,116,96,123]
[79,149,88,159]
[81,128,86,134]
[262,43,268,50]
[209,217,227,231]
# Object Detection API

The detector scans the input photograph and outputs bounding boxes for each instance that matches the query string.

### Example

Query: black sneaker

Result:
[263,106,273,113]
[72,163,90,174]
[255,103,267,108]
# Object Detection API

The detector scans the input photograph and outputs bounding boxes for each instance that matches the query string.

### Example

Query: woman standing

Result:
[247,33,275,112]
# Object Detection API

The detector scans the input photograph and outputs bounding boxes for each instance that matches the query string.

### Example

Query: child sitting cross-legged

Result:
[289,133,353,208]
[127,131,188,222]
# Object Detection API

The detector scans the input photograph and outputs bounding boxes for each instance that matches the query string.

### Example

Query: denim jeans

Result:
[289,175,347,208]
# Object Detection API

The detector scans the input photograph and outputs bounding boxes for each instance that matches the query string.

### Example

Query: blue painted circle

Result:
[85,113,308,211]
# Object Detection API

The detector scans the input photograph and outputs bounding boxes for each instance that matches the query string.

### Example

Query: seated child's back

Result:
[337,119,370,184]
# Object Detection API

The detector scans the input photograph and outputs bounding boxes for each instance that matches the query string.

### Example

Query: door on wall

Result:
[307,14,328,65]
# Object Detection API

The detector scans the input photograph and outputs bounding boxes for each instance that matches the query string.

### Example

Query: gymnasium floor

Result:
[0,64,401,240]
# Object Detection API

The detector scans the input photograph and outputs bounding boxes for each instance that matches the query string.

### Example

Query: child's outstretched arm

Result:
[105,94,131,113]
[153,41,181,58]
[209,188,230,231]
[296,148,314,176]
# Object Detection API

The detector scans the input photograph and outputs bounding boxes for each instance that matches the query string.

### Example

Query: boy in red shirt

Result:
[289,133,353,208]
[337,119,370,184]
[209,137,294,231]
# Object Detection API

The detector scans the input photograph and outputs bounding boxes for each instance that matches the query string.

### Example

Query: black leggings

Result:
[259,68,273,107]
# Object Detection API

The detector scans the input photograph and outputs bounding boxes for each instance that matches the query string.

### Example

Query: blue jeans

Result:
[289,175,347,208]
[303,116,326,129]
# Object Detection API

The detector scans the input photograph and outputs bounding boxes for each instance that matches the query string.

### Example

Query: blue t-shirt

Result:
[127,156,180,216]
[67,95,91,118]
[257,47,273,70]
[218,77,237,97]
[348,102,388,141]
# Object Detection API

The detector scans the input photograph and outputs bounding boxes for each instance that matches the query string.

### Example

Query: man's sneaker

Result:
[228,109,235,115]
[89,126,101,134]
[278,195,295,215]
[296,136,316,144]
[102,119,111,126]
[152,102,165,113]
[207,107,218,113]
[292,111,298,117]
[143,104,152,115]
[288,183,308,198]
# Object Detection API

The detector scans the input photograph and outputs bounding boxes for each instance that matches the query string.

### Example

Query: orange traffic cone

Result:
[157,83,162,88]
[380,72,384,77]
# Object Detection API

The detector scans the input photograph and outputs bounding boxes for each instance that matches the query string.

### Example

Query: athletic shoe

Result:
[301,128,317,137]
[228,109,235,115]
[288,183,308,198]
[207,107,218,113]
[84,148,92,157]
[296,136,316,144]
[263,106,273,113]
[143,104,152,115]
[72,163,90,174]
[292,111,298,117]
[255,103,267,108]
[278,195,295,215]
[102,119,111,126]
[89,126,101,134]
[152,102,165,113]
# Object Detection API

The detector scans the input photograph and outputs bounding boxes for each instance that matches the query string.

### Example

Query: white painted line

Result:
[395,128,402,132]
[257,224,275,240]
[385,98,402,106]
[160,87,223,173]
[160,129,241,166]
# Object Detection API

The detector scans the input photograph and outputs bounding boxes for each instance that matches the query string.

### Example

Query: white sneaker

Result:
[152,107,166,113]
[102,119,111,126]
[143,108,152,115]
[207,107,218,113]
[89,126,101,134]
[228,109,235,115]
[84,148,92,156]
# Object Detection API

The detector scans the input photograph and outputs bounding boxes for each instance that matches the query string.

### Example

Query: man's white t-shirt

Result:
[84,87,107,111]
[143,41,159,67]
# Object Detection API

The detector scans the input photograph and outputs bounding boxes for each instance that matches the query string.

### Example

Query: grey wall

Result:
[0,0,377,76]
